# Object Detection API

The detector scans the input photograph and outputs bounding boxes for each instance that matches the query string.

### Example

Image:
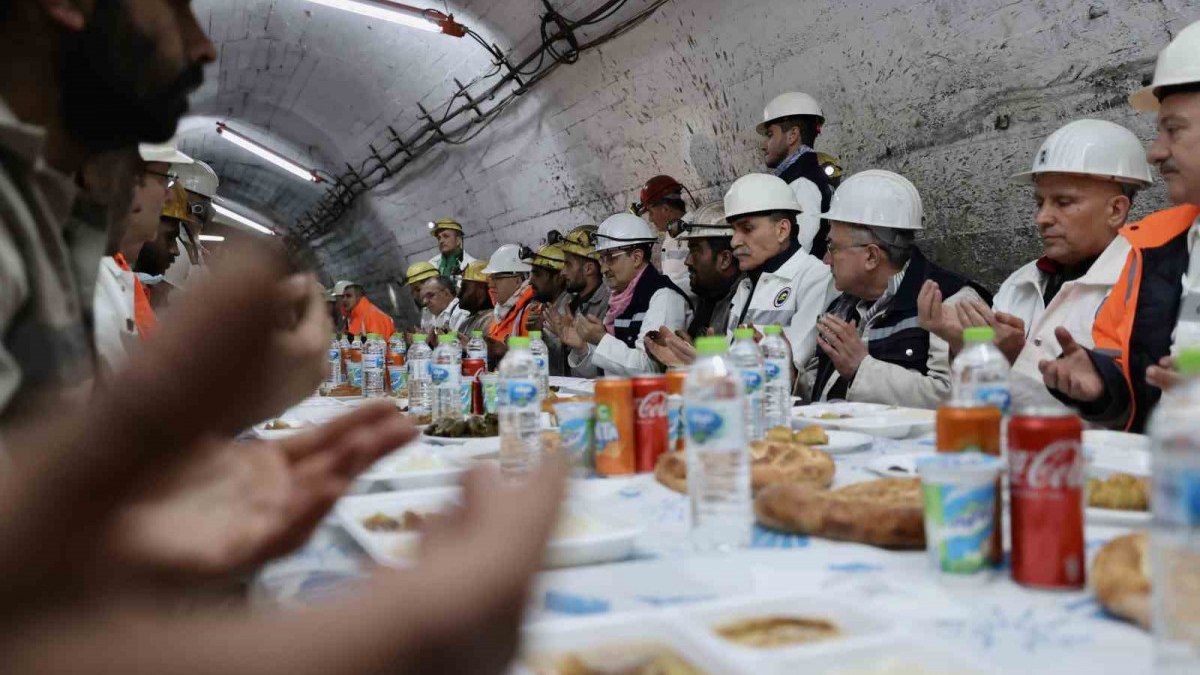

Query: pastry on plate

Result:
[765,425,829,446]
[1088,473,1150,511]
[654,452,688,494]
[715,616,841,649]
[654,439,834,495]
[1092,532,1150,628]
[755,478,925,549]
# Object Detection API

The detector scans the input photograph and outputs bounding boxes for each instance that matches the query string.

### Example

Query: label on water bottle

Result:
[460,381,472,415]
[369,354,385,370]
[430,364,453,385]
[973,385,1011,414]
[740,370,764,395]
[409,360,430,381]
[388,366,407,395]
[686,400,746,450]
[534,356,548,371]
[503,379,540,411]
[764,360,783,383]
[1155,468,1200,526]
[348,363,363,388]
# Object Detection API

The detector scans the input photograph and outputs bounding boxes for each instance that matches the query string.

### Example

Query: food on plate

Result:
[324,383,362,397]
[552,512,605,539]
[263,419,297,430]
[1088,473,1150,511]
[527,644,705,675]
[714,616,841,648]
[755,478,925,549]
[1092,532,1150,628]
[654,439,834,495]
[816,412,851,420]
[425,413,499,438]
[766,425,829,446]
[362,510,428,533]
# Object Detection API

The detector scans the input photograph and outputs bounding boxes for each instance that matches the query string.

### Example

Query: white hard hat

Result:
[593,213,658,252]
[677,200,732,240]
[756,92,825,135]
[1012,119,1153,187]
[1130,20,1200,111]
[333,280,357,295]
[139,140,193,165]
[482,243,532,274]
[821,170,924,231]
[723,173,803,221]
[176,160,219,198]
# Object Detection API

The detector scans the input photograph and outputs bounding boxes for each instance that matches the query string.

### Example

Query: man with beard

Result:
[456,260,494,338]
[134,186,187,312]
[419,276,469,333]
[427,218,477,288]
[543,225,610,378]
[0,0,214,415]
[163,159,218,293]
[758,92,834,258]
[523,241,569,375]
[678,201,739,338]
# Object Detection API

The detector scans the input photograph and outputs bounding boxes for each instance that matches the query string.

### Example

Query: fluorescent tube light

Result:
[216,122,322,183]
[212,201,277,236]
[303,0,465,36]
[198,234,226,242]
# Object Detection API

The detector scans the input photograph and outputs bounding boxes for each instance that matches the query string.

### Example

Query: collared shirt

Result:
[0,95,92,416]
[428,297,470,333]
[829,262,910,338]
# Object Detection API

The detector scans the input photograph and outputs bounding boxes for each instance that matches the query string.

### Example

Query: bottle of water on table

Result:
[529,330,551,399]
[363,333,387,398]
[499,336,543,480]
[467,329,488,363]
[730,327,765,441]
[685,336,750,552]
[761,324,792,431]
[326,333,343,388]
[408,334,433,419]
[432,333,463,421]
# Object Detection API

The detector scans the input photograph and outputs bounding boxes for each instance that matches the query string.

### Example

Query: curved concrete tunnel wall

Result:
[196,0,1193,324]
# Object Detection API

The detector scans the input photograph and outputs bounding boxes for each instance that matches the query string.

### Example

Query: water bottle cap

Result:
[962,326,995,343]
[472,330,483,338]
[438,333,458,345]
[508,336,530,348]
[412,334,427,343]
[695,336,727,355]
[733,327,755,340]
[529,330,542,339]
[762,325,782,336]
[1178,347,1200,376]
[367,333,380,339]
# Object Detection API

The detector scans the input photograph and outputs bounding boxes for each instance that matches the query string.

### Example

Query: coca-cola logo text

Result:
[636,391,668,418]
[1009,440,1084,490]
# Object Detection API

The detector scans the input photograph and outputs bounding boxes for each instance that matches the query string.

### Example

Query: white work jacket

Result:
[428,298,471,333]
[93,256,138,373]
[788,178,823,254]
[993,236,1131,409]
[727,247,836,373]
[568,287,690,376]
[658,230,692,299]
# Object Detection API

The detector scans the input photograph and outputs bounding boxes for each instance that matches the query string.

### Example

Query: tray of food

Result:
[337,488,643,569]
[355,443,494,491]
[792,404,935,439]
[759,634,999,675]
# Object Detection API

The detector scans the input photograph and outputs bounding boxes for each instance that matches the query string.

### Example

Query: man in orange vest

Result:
[1040,21,1200,432]
[483,244,536,362]
[335,280,396,338]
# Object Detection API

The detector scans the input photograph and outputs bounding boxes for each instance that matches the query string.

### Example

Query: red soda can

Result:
[462,359,486,415]
[1007,407,1086,589]
[632,375,669,473]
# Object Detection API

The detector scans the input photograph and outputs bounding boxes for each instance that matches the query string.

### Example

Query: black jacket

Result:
[778,151,833,260]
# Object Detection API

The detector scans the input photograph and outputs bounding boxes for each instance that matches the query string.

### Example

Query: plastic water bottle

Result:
[339,333,351,381]
[326,334,343,388]
[685,337,750,551]
[363,333,387,398]
[347,334,364,390]
[730,327,766,441]
[1149,348,1200,674]
[761,325,792,432]
[498,336,542,479]
[467,329,488,362]
[431,333,463,421]
[408,334,433,418]
[387,333,407,397]
[529,330,551,398]
[952,327,1011,413]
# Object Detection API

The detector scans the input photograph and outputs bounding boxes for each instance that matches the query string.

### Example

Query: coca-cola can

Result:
[632,376,669,473]
[1007,407,1086,589]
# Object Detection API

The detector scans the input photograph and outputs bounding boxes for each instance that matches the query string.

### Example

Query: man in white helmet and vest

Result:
[483,243,537,362]
[1039,20,1200,432]
[428,218,477,286]
[809,170,990,407]
[559,213,690,376]
[919,119,1152,410]
[163,159,218,292]
[759,92,835,258]
[725,174,835,380]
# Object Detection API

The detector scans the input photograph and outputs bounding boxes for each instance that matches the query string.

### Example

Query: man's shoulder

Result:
[1120,204,1200,249]
[775,247,831,284]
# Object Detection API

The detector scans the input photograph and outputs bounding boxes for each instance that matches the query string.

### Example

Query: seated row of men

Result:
[380,104,1193,434]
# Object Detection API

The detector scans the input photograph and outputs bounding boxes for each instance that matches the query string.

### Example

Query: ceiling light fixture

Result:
[304,0,466,37]
[215,122,323,183]
[198,234,226,242]
[212,201,277,236]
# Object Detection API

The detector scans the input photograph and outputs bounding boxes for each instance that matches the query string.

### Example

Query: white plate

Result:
[336,489,643,569]
[863,451,936,478]
[763,634,999,675]
[356,444,487,490]
[252,419,315,440]
[1086,506,1152,527]
[816,430,875,455]
[793,404,935,439]
[1085,430,1151,478]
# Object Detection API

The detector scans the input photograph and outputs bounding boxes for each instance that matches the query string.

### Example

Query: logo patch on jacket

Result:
[774,288,791,307]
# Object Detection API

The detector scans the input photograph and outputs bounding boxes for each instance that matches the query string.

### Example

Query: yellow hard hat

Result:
[816,152,844,180]
[462,259,489,283]
[555,225,600,261]
[405,261,439,286]
[160,184,195,224]
[524,242,566,271]
[430,218,463,236]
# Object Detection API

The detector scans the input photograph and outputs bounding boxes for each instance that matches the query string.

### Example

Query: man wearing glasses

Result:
[561,213,690,376]
[419,276,470,334]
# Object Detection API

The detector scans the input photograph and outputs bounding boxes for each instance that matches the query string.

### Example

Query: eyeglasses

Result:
[145,170,178,190]
[824,241,871,255]
[597,250,633,265]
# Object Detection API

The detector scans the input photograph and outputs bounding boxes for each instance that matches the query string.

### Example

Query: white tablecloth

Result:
[253,415,1151,673]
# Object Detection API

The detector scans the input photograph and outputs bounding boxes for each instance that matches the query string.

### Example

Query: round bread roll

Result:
[654,452,688,494]
[755,478,925,549]
[653,440,835,495]
[1092,532,1150,629]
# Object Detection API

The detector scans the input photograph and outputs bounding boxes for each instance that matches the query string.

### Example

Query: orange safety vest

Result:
[487,285,537,343]
[347,297,396,338]
[113,253,157,339]
[1091,204,1200,430]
